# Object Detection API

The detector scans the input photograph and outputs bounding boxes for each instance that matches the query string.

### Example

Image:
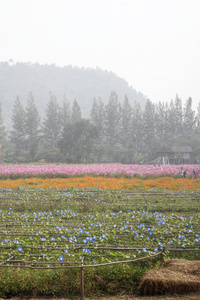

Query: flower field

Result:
[0,188,199,268]
[0,164,199,297]
[0,176,200,191]
[0,163,200,178]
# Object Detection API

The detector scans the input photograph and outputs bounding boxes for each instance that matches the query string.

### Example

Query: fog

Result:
[1,0,200,108]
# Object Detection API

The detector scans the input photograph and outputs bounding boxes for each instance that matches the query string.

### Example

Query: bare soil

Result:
[5,293,200,300]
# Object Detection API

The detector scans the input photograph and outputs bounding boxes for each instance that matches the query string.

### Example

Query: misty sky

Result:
[1,0,200,108]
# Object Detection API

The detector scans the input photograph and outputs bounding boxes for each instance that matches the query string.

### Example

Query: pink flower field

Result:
[0,164,199,177]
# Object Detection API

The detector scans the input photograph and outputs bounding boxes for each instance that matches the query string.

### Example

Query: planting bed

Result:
[0,163,199,298]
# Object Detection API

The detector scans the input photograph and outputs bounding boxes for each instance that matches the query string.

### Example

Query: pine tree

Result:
[132,101,143,163]
[120,96,133,145]
[174,94,183,136]
[167,99,176,139]
[183,97,195,135]
[71,99,81,123]
[60,94,71,130]
[195,101,200,134]
[0,102,6,143]
[90,97,105,143]
[142,99,156,149]
[25,92,41,161]
[10,96,26,159]
[104,91,121,148]
[43,92,61,150]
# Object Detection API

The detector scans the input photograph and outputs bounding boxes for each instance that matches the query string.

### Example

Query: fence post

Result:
[80,258,84,300]
[145,199,147,211]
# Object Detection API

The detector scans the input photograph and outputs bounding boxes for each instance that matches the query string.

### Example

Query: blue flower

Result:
[82,248,91,254]
[102,234,106,239]
[143,248,147,252]
[41,237,46,242]
[154,247,159,252]
[64,249,69,254]
[61,235,66,239]
[4,239,9,243]
[18,247,23,252]
[51,237,56,241]
[59,256,64,261]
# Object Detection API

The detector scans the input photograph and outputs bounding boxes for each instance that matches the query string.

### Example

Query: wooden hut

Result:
[157,146,192,164]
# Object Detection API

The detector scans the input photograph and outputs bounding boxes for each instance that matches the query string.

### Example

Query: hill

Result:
[0,61,147,128]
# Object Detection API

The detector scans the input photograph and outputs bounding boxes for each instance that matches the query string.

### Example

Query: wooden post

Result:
[80,258,84,300]
[145,199,147,211]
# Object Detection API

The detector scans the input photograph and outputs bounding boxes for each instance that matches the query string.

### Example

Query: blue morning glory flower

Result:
[154,247,158,252]
[41,237,46,242]
[51,237,56,241]
[59,256,64,261]
[18,247,23,252]
[82,248,91,254]
[64,249,69,254]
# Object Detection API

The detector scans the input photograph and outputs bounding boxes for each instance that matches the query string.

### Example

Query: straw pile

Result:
[139,259,200,295]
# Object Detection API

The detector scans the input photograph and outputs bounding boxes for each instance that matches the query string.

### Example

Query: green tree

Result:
[60,95,71,130]
[167,99,176,139]
[0,102,6,143]
[132,101,144,163]
[120,96,133,145]
[155,101,168,140]
[59,119,98,163]
[71,99,82,123]
[174,94,183,136]
[183,97,195,135]
[25,92,41,161]
[43,92,61,150]
[143,99,156,149]
[0,102,8,161]
[195,101,200,134]
[103,92,121,162]
[104,92,121,147]
[10,96,26,160]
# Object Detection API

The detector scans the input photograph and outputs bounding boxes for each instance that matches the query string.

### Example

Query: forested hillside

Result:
[0,61,147,127]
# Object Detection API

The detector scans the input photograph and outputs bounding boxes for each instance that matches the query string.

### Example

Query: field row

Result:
[0,163,200,177]
[0,176,200,190]
[0,188,199,268]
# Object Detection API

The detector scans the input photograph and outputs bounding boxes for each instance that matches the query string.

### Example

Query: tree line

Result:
[1,91,200,164]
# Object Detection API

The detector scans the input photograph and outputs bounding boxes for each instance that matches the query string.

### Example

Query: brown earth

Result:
[6,293,200,300]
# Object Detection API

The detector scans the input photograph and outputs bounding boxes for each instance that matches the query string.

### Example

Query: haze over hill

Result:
[0,61,147,128]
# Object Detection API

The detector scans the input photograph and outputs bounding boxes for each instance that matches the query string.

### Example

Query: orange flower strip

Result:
[0,176,200,191]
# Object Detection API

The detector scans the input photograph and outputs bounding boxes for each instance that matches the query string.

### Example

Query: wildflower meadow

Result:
[0,164,199,298]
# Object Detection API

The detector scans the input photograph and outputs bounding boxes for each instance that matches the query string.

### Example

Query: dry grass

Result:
[139,259,200,296]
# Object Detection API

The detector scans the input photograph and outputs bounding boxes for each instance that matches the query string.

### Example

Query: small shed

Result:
[157,146,193,164]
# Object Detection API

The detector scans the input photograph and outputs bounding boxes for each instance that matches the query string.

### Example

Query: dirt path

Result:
[6,293,200,300]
